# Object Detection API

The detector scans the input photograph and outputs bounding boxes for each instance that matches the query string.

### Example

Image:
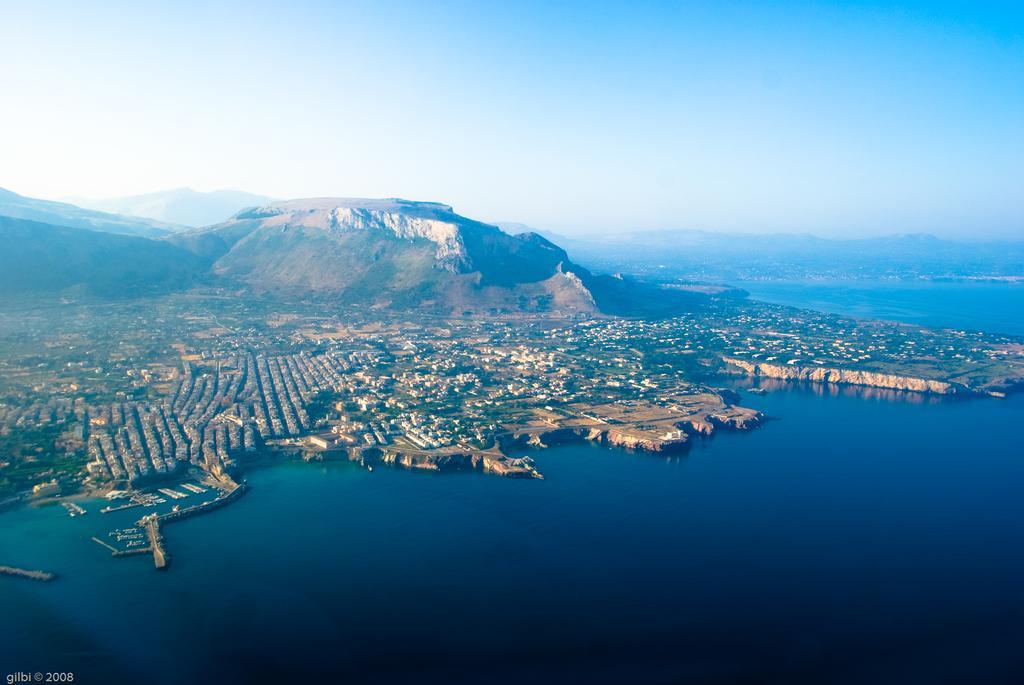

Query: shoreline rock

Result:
[723,358,962,395]
[352,446,543,479]
[504,407,763,454]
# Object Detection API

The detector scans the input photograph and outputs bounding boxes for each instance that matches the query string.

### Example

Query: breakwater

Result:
[0,565,56,581]
[141,515,168,569]
[158,480,248,524]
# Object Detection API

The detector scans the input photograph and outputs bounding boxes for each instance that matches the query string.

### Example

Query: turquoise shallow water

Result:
[737,279,1024,335]
[2,382,1023,684]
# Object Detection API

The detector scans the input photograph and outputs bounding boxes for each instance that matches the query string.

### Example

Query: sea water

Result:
[737,279,1024,336]
[2,383,1023,684]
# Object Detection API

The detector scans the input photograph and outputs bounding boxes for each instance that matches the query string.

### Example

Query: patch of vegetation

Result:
[0,421,84,497]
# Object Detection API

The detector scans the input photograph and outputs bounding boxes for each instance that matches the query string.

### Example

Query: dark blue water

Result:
[738,279,1024,336]
[3,384,1023,684]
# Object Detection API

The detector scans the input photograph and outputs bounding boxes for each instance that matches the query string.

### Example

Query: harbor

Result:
[85,477,250,571]
[141,478,248,570]
[99,482,208,513]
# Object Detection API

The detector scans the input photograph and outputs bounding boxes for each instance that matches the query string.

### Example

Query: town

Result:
[1,290,1022,529]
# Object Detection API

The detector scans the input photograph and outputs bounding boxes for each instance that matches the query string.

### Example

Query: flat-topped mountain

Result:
[170,197,686,314]
[175,198,568,281]
[0,192,703,314]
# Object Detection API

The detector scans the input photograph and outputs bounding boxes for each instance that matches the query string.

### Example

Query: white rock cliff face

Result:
[557,264,598,309]
[724,358,959,394]
[251,200,472,272]
[332,208,470,272]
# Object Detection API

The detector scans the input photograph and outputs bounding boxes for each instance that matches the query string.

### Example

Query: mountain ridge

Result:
[0,192,708,315]
[0,187,182,238]
[68,187,275,227]
[0,215,203,297]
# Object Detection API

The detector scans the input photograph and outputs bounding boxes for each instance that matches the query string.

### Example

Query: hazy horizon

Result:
[2,182,1022,243]
[2,1,1022,240]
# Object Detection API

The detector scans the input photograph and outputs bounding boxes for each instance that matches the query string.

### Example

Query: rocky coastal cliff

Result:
[508,406,763,454]
[724,358,961,394]
[351,446,542,479]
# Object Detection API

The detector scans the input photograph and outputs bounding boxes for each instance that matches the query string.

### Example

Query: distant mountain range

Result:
[68,188,275,227]
[1,186,1019,307]
[0,192,698,313]
[499,225,1024,281]
[0,187,180,238]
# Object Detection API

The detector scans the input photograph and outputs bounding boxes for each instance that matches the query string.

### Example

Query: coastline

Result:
[6,375,1024,684]
[723,357,1020,398]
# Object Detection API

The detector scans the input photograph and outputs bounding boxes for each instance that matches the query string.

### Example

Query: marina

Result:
[85,478,250,569]
[61,501,87,517]
[100,501,141,514]
[100,489,177,514]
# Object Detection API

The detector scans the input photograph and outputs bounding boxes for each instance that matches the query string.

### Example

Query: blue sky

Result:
[0,1,1021,238]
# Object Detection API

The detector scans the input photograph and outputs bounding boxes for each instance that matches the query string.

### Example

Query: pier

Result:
[91,536,119,553]
[100,501,141,514]
[62,501,87,517]
[0,565,56,582]
[140,514,168,569]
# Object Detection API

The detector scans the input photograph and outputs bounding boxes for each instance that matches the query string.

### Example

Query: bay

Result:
[3,383,1023,684]
[737,279,1024,336]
